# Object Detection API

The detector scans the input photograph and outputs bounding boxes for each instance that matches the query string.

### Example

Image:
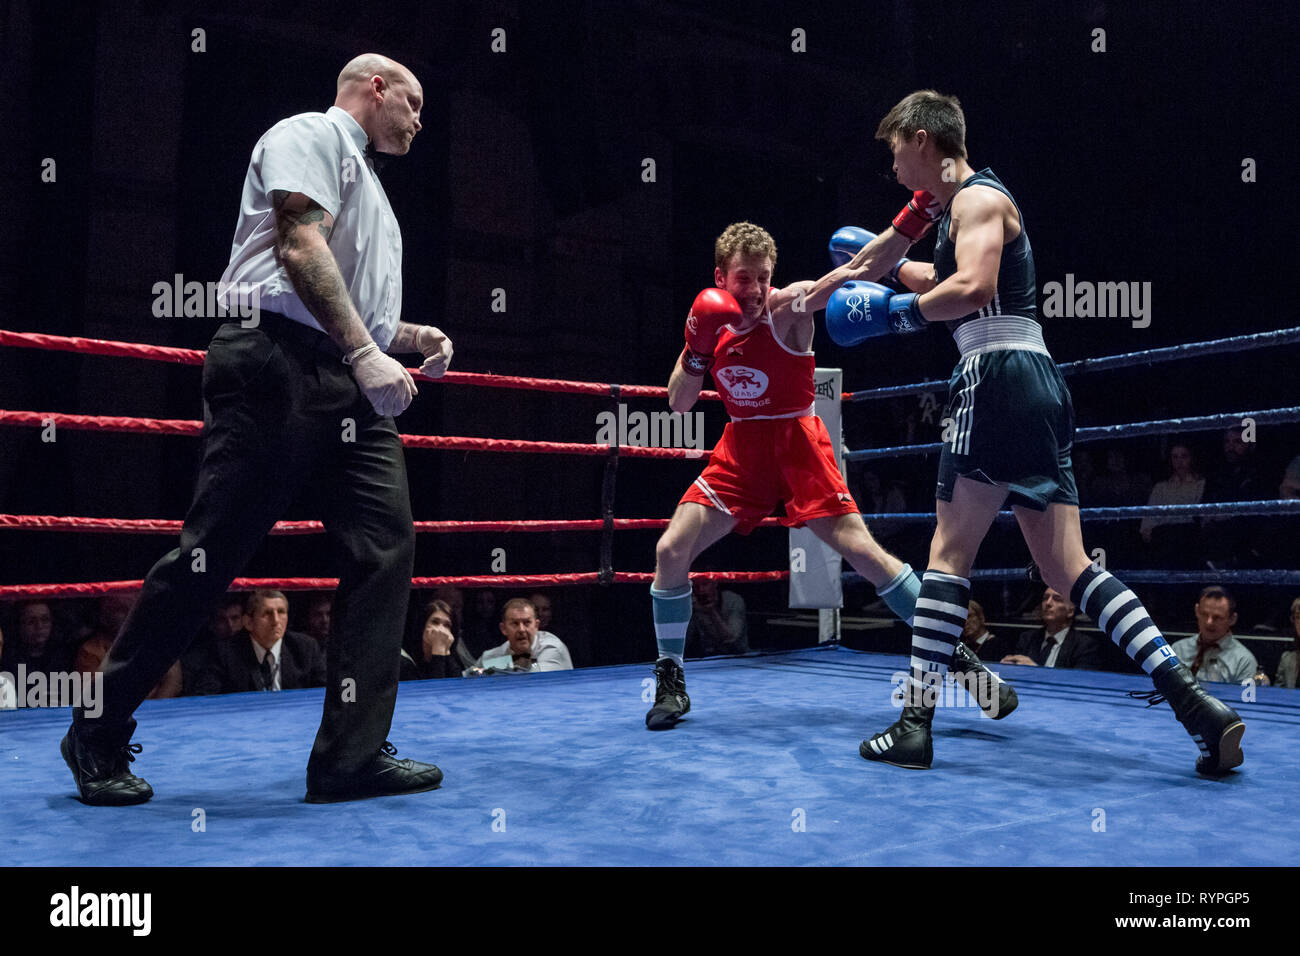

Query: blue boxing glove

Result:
[887,292,928,334]
[829,226,912,279]
[825,281,928,346]
[828,226,877,267]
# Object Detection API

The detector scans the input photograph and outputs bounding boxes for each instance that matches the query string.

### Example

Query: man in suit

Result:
[960,600,1014,662]
[195,590,326,694]
[1002,587,1102,670]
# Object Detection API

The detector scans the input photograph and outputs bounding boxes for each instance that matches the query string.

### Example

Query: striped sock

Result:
[878,563,921,626]
[907,570,970,701]
[650,583,692,666]
[1070,566,1178,678]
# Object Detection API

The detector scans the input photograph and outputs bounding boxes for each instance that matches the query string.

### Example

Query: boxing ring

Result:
[2,325,1299,866]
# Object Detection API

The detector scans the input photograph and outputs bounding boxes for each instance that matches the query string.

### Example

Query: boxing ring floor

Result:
[2,644,1296,867]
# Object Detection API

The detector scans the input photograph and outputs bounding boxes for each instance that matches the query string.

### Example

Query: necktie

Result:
[259,652,276,691]
[1040,634,1057,667]
[1191,640,1216,677]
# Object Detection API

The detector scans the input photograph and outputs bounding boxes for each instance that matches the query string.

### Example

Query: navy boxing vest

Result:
[932,168,1037,332]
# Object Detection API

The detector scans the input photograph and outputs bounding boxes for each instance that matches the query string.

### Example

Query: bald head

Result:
[334,53,423,156]
[337,54,416,94]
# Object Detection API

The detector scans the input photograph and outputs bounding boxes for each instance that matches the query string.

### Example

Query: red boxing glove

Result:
[681,288,741,376]
[892,189,944,242]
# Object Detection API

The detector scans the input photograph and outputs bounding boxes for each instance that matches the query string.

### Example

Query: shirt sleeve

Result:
[255,116,345,218]
[1227,644,1258,684]
[533,635,573,671]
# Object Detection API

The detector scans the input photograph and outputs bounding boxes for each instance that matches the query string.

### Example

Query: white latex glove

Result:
[349,344,417,416]
[414,325,454,378]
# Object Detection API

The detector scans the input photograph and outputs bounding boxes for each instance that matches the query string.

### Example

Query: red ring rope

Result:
[0,571,791,600]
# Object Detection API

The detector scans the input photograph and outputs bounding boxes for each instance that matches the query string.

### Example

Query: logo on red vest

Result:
[715,365,769,400]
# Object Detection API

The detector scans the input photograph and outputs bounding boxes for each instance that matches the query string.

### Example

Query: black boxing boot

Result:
[1140,664,1245,775]
[861,701,935,769]
[645,657,690,730]
[950,641,1018,719]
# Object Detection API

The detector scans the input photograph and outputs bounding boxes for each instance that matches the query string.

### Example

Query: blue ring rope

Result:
[845,326,1300,402]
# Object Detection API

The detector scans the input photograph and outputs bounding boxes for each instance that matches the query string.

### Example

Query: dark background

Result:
[1,0,1295,670]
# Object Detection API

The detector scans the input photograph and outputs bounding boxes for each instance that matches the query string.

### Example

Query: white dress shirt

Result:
[477,631,574,672]
[251,637,282,691]
[219,106,403,349]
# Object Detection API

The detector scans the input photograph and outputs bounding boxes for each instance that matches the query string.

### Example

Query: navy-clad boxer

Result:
[827,90,1243,775]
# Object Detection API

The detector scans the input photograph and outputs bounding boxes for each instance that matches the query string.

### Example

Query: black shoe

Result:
[950,642,1018,720]
[305,742,443,804]
[1143,665,1245,775]
[645,658,690,730]
[61,722,153,806]
[861,704,934,769]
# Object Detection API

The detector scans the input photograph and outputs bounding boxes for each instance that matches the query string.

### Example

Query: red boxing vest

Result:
[710,313,815,420]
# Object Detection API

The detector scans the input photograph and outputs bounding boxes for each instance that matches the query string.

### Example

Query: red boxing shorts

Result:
[679,415,858,534]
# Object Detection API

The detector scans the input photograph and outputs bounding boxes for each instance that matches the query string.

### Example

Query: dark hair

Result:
[499,598,536,622]
[244,589,287,616]
[1197,586,1237,615]
[423,598,453,623]
[875,90,967,159]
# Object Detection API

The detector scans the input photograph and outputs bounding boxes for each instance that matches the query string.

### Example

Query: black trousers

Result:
[75,313,415,777]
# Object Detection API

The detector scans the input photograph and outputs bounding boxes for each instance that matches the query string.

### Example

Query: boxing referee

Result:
[62,54,452,805]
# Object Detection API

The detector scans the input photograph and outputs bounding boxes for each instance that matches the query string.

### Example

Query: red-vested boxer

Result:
[645,210,1015,730]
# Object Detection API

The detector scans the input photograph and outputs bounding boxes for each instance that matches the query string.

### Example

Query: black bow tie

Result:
[364,141,388,176]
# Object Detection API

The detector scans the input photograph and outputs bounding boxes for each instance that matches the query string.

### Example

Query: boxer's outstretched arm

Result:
[896,261,937,294]
[271,190,373,354]
[668,350,705,413]
[910,188,1005,322]
[768,228,913,318]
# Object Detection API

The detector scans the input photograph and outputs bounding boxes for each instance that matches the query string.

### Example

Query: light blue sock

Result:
[650,583,692,666]
[878,563,921,627]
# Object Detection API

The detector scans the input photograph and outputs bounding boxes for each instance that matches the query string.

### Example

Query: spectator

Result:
[462,589,501,658]
[1003,587,1102,669]
[1202,428,1265,569]
[685,578,749,657]
[529,592,554,632]
[1090,447,1151,506]
[960,600,1013,661]
[858,469,907,515]
[1278,456,1300,499]
[194,590,326,694]
[473,598,572,673]
[1167,586,1259,685]
[1140,443,1204,567]
[432,586,465,630]
[400,599,469,680]
[74,595,181,700]
[302,592,333,646]
[1273,597,1300,688]
[0,623,15,710]
[180,595,246,695]
[1203,428,1264,503]
[11,600,71,674]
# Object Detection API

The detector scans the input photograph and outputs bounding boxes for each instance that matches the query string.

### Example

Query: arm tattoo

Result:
[271,193,362,347]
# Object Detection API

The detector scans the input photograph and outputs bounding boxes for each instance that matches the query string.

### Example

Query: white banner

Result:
[789,368,844,614]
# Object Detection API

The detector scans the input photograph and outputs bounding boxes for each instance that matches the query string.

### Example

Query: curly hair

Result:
[714,221,777,273]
